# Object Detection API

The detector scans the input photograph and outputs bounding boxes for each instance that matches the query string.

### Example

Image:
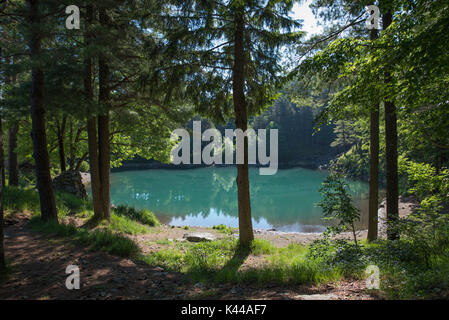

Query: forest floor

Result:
[0,212,385,300]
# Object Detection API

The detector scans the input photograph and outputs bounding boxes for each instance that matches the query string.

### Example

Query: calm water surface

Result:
[108,167,369,233]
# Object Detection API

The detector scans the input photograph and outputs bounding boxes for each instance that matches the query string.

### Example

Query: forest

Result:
[0,0,448,301]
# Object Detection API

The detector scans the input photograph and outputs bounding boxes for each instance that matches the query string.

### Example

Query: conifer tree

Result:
[158,0,303,246]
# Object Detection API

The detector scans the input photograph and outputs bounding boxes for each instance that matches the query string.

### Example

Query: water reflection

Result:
[108,167,370,232]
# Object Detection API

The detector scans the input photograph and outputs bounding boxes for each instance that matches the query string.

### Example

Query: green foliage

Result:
[55,191,93,214]
[101,214,150,235]
[28,218,140,258]
[3,186,40,213]
[318,174,361,246]
[3,186,93,219]
[212,224,236,235]
[114,205,160,227]
[141,249,184,271]
[397,158,449,267]
[142,238,345,285]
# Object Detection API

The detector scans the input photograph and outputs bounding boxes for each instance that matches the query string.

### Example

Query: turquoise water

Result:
[109,167,369,233]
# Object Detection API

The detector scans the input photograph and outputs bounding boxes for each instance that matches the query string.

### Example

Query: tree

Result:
[84,3,104,220]
[367,28,379,242]
[0,46,6,273]
[27,0,58,222]
[381,2,399,240]
[160,0,303,247]
[8,123,19,186]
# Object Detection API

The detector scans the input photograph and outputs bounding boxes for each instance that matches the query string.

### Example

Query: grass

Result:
[3,186,93,218]
[3,186,40,213]
[4,186,154,258]
[114,205,160,227]
[141,238,345,285]
[100,214,150,235]
[8,186,449,298]
[28,217,140,258]
[212,224,236,235]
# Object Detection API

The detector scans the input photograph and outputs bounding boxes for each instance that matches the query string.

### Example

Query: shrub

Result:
[102,214,150,235]
[114,205,160,227]
[318,174,361,247]
[212,224,236,235]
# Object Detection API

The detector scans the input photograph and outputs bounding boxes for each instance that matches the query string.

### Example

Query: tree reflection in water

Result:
[107,167,369,232]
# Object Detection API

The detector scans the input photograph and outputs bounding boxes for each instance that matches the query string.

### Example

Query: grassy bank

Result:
[4,186,449,299]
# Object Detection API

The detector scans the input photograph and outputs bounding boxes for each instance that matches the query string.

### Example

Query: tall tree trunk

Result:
[68,119,74,169]
[0,161,4,272]
[368,29,380,242]
[0,127,4,273]
[0,104,5,188]
[383,10,399,240]
[233,6,254,247]
[98,7,111,220]
[0,47,6,273]
[7,56,19,187]
[8,123,19,186]
[84,4,104,220]
[28,0,58,222]
[56,116,67,173]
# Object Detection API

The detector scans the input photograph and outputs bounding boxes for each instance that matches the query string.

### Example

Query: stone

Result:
[52,171,88,199]
[183,232,216,242]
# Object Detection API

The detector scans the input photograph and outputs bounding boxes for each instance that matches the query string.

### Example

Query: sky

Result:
[291,0,323,38]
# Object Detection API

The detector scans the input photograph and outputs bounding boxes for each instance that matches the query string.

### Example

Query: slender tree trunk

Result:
[84,4,104,220]
[0,47,6,273]
[368,29,380,242]
[233,6,254,247]
[0,169,4,273]
[383,10,399,240]
[0,110,5,189]
[7,56,19,187]
[28,0,58,222]
[8,123,19,186]
[98,7,111,220]
[68,119,74,169]
[56,116,67,173]
[0,138,4,273]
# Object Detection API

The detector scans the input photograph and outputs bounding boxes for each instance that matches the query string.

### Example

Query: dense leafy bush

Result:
[114,205,160,227]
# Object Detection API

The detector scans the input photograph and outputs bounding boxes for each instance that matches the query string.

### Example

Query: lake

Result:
[109,167,370,233]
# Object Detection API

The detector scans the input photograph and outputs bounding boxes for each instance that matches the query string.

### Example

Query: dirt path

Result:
[0,216,379,300]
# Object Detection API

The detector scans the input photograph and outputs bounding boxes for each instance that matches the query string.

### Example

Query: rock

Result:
[183,232,216,242]
[52,171,88,199]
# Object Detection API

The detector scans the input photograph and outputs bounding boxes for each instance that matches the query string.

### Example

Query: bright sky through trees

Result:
[291,0,322,38]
